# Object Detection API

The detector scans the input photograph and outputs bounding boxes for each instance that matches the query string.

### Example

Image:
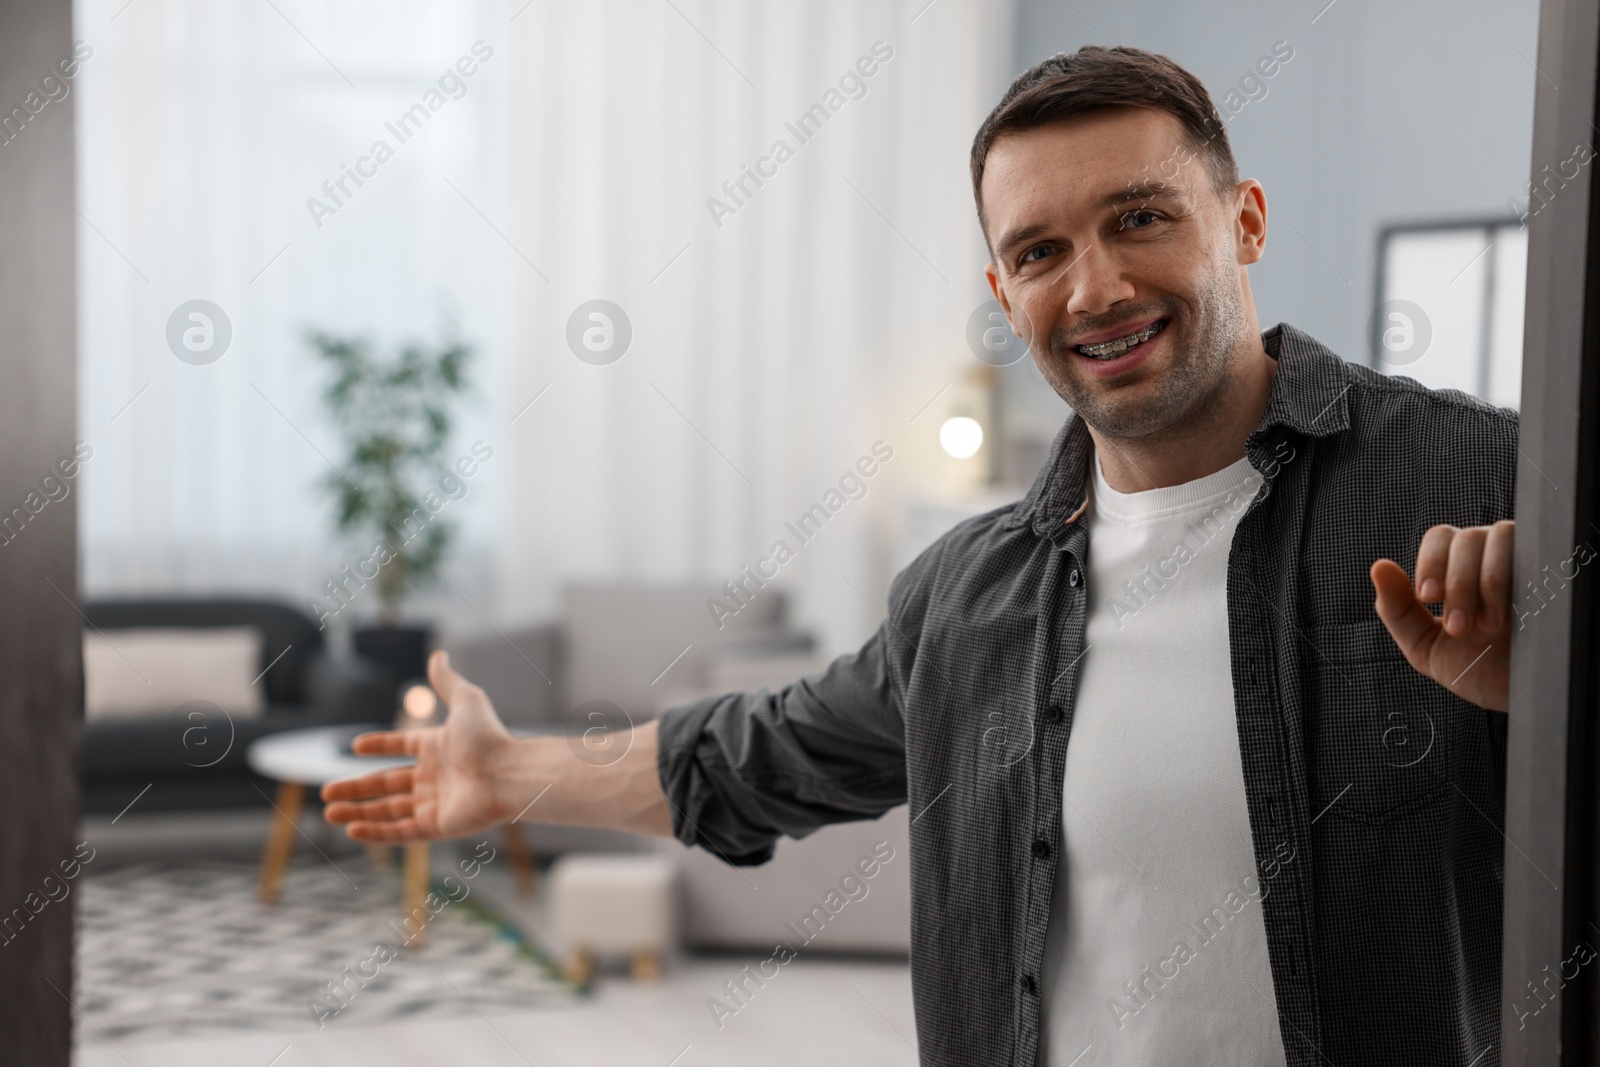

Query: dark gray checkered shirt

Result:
[657,322,1517,1066]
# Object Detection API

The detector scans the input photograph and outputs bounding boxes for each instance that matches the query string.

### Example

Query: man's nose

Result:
[1061,242,1136,318]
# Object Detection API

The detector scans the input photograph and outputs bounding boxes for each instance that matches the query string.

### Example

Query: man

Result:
[324,46,1516,1066]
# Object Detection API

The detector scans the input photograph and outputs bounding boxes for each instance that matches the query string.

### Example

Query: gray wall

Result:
[1003,0,1538,384]
[0,0,81,1061]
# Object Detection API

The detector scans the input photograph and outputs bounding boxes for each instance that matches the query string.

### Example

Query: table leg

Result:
[504,822,536,898]
[258,780,304,905]
[631,949,662,982]
[565,947,595,986]
[403,842,430,948]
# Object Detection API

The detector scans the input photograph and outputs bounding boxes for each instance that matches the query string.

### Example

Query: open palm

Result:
[322,651,518,841]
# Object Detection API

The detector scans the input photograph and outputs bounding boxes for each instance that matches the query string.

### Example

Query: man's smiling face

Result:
[981,106,1265,443]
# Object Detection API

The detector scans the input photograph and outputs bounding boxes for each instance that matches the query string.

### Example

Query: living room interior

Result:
[36,0,1541,1064]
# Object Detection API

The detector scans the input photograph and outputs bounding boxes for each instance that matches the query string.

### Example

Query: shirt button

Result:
[1045,704,1064,724]
[1032,839,1051,859]
[1022,973,1038,995]
[1069,568,1083,587]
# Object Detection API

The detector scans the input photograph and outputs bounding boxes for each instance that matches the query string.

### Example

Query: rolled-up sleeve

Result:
[655,561,932,865]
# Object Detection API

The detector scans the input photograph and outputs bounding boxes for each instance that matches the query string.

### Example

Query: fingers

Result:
[345,819,427,844]
[324,794,414,825]
[320,769,427,841]
[1413,522,1514,636]
[349,730,420,758]
[1480,520,1515,630]
[320,766,415,803]
[1371,558,1439,671]
[1413,524,1457,603]
[1442,527,1488,636]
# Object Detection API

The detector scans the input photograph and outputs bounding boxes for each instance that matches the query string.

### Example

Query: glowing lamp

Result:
[939,415,984,459]
[396,681,439,727]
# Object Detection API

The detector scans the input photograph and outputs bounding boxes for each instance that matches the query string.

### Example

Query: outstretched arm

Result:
[321,650,672,842]
[1371,519,1514,712]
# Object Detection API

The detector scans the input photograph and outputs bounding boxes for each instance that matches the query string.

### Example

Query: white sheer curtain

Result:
[78,0,1011,656]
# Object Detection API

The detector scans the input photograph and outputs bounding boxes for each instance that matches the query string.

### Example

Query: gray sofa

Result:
[80,598,394,815]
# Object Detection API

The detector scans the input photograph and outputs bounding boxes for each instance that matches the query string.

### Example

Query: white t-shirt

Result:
[1038,452,1286,1067]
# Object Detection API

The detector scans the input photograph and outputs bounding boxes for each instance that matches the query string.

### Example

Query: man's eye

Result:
[1020,244,1055,264]
[1122,209,1160,229]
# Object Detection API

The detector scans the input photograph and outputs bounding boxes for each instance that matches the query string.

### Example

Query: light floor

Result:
[72,955,919,1067]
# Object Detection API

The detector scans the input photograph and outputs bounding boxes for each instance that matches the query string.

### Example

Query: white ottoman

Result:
[548,853,676,983]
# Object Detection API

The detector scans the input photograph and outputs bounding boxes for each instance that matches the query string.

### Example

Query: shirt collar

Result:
[1006,322,1354,539]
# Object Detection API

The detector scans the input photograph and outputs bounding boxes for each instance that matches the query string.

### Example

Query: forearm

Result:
[488,719,673,838]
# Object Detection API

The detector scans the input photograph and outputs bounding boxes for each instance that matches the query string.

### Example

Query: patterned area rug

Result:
[76,859,578,1043]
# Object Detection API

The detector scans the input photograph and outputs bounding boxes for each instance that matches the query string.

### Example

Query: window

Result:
[1372,220,1527,408]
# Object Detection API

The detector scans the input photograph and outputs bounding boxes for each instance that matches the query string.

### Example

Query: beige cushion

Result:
[83,627,265,721]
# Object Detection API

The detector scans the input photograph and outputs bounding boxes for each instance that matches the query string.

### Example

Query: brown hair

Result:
[970,46,1239,239]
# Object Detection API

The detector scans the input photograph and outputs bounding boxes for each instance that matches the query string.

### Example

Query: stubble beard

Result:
[1032,262,1248,445]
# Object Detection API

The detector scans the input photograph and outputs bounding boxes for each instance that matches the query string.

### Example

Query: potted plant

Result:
[308,328,472,686]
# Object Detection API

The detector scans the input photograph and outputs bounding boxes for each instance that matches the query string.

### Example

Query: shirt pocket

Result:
[1303,620,1458,824]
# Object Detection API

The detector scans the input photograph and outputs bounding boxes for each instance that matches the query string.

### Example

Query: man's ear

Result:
[984,261,1016,327]
[1235,179,1267,266]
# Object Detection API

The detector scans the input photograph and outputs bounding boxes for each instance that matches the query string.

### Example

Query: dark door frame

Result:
[1501,0,1600,1063]
[0,0,82,1063]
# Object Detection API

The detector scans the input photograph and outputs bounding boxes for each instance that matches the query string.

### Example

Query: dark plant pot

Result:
[353,625,433,699]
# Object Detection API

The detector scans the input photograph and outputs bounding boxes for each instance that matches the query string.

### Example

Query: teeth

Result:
[1077,319,1166,359]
